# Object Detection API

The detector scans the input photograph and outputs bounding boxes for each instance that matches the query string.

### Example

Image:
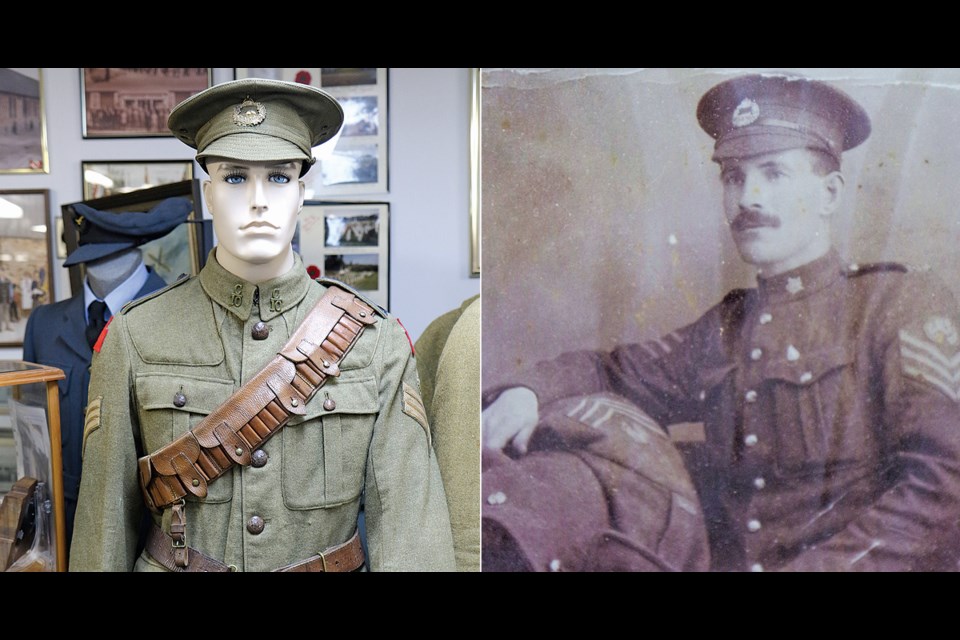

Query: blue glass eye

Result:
[224,172,245,184]
[269,173,292,184]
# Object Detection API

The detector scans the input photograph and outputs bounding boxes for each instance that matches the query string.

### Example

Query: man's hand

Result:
[482,387,539,454]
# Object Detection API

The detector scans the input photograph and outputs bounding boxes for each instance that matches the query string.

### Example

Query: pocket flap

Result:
[290,375,379,423]
[762,346,852,385]
[136,373,235,414]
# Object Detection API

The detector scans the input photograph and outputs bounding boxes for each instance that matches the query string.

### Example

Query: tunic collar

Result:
[199,248,312,321]
[756,249,843,304]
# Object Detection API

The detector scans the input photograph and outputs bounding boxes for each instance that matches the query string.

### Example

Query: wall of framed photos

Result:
[0,68,479,360]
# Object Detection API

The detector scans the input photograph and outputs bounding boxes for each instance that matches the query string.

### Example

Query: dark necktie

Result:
[86,300,108,349]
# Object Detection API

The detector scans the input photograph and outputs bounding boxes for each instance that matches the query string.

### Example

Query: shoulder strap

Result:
[137,284,376,513]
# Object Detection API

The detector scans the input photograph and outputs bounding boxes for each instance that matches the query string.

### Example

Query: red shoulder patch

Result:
[93,316,114,354]
[396,318,415,356]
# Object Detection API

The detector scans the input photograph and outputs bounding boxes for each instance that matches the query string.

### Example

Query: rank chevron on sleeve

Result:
[899,329,960,401]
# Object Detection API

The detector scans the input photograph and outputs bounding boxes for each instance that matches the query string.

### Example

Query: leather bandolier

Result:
[138,284,375,572]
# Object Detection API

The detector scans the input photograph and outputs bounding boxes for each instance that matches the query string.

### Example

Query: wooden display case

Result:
[0,361,66,571]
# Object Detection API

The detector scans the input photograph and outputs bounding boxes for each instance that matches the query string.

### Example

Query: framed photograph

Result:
[294,202,389,309]
[481,68,960,572]
[469,68,481,277]
[0,69,49,174]
[82,160,194,200]
[61,180,213,296]
[80,68,211,138]
[235,68,389,197]
[0,190,53,347]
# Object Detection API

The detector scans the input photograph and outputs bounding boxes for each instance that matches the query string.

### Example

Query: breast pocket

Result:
[135,372,236,503]
[281,375,379,510]
[764,347,872,477]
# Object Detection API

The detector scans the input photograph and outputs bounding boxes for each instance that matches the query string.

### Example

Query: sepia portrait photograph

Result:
[481,68,960,572]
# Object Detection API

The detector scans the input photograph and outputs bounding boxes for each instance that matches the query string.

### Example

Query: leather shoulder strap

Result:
[138,284,376,512]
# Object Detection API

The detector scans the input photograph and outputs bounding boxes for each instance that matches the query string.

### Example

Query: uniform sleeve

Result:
[783,274,960,571]
[496,310,725,428]
[430,298,481,571]
[363,317,456,571]
[68,314,144,571]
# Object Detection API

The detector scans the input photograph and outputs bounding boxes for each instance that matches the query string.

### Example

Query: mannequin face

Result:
[203,159,304,277]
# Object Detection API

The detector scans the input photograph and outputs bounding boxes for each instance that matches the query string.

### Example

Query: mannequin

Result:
[86,248,143,300]
[71,78,455,572]
[23,200,188,554]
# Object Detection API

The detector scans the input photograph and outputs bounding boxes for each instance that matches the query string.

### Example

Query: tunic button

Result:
[247,516,265,535]
[759,313,773,325]
[754,477,766,489]
[750,348,763,361]
[251,449,269,468]
[323,397,337,411]
[251,322,270,340]
[548,559,562,572]
[745,390,758,403]
[744,434,758,447]
[487,491,507,505]
[751,563,764,572]
[800,372,813,384]
[747,519,762,532]
[173,391,186,408]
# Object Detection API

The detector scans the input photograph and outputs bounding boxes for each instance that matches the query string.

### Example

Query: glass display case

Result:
[0,361,65,572]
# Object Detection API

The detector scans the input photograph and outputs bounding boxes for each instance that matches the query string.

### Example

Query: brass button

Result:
[192,478,200,487]
[291,398,299,407]
[247,515,265,535]
[251,449,269,468]
[359,311,366,318]
[251,322,270,340]
[323,397,336,411]
[173,391,186,408]
[235,447,244,456]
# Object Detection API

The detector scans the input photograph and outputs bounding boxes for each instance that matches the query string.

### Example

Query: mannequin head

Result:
[202,158,305,283]
[86,247,143,299]
[167,78,343,283]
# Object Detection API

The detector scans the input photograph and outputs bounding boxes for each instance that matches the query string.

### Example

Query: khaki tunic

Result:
[70,252,455,571]
[506,251,960,571]
[415,295,481,571]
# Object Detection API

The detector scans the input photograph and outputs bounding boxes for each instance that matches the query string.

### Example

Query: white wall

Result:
[0,67,478,360]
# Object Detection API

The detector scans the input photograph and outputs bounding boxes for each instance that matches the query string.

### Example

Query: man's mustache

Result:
[731,208,781,232]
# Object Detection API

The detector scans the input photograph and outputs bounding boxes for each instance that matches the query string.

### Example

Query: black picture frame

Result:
[61,180,212,296]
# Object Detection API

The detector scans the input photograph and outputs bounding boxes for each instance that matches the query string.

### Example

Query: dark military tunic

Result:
[513,250,960,571]
[70,252,455,571]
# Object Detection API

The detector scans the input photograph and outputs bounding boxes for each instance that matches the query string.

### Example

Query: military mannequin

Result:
[483,73,960,572]
[415,294,481,571]
[70,78,456,572]
[23,200,189,552]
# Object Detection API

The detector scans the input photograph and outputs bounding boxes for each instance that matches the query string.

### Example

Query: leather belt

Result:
[138,285,377,513]
[145,523,365,572]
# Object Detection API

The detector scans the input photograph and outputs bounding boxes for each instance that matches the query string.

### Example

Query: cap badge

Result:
[732,98,760,128]
[924,316,959,346]
[234,97,266,127]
